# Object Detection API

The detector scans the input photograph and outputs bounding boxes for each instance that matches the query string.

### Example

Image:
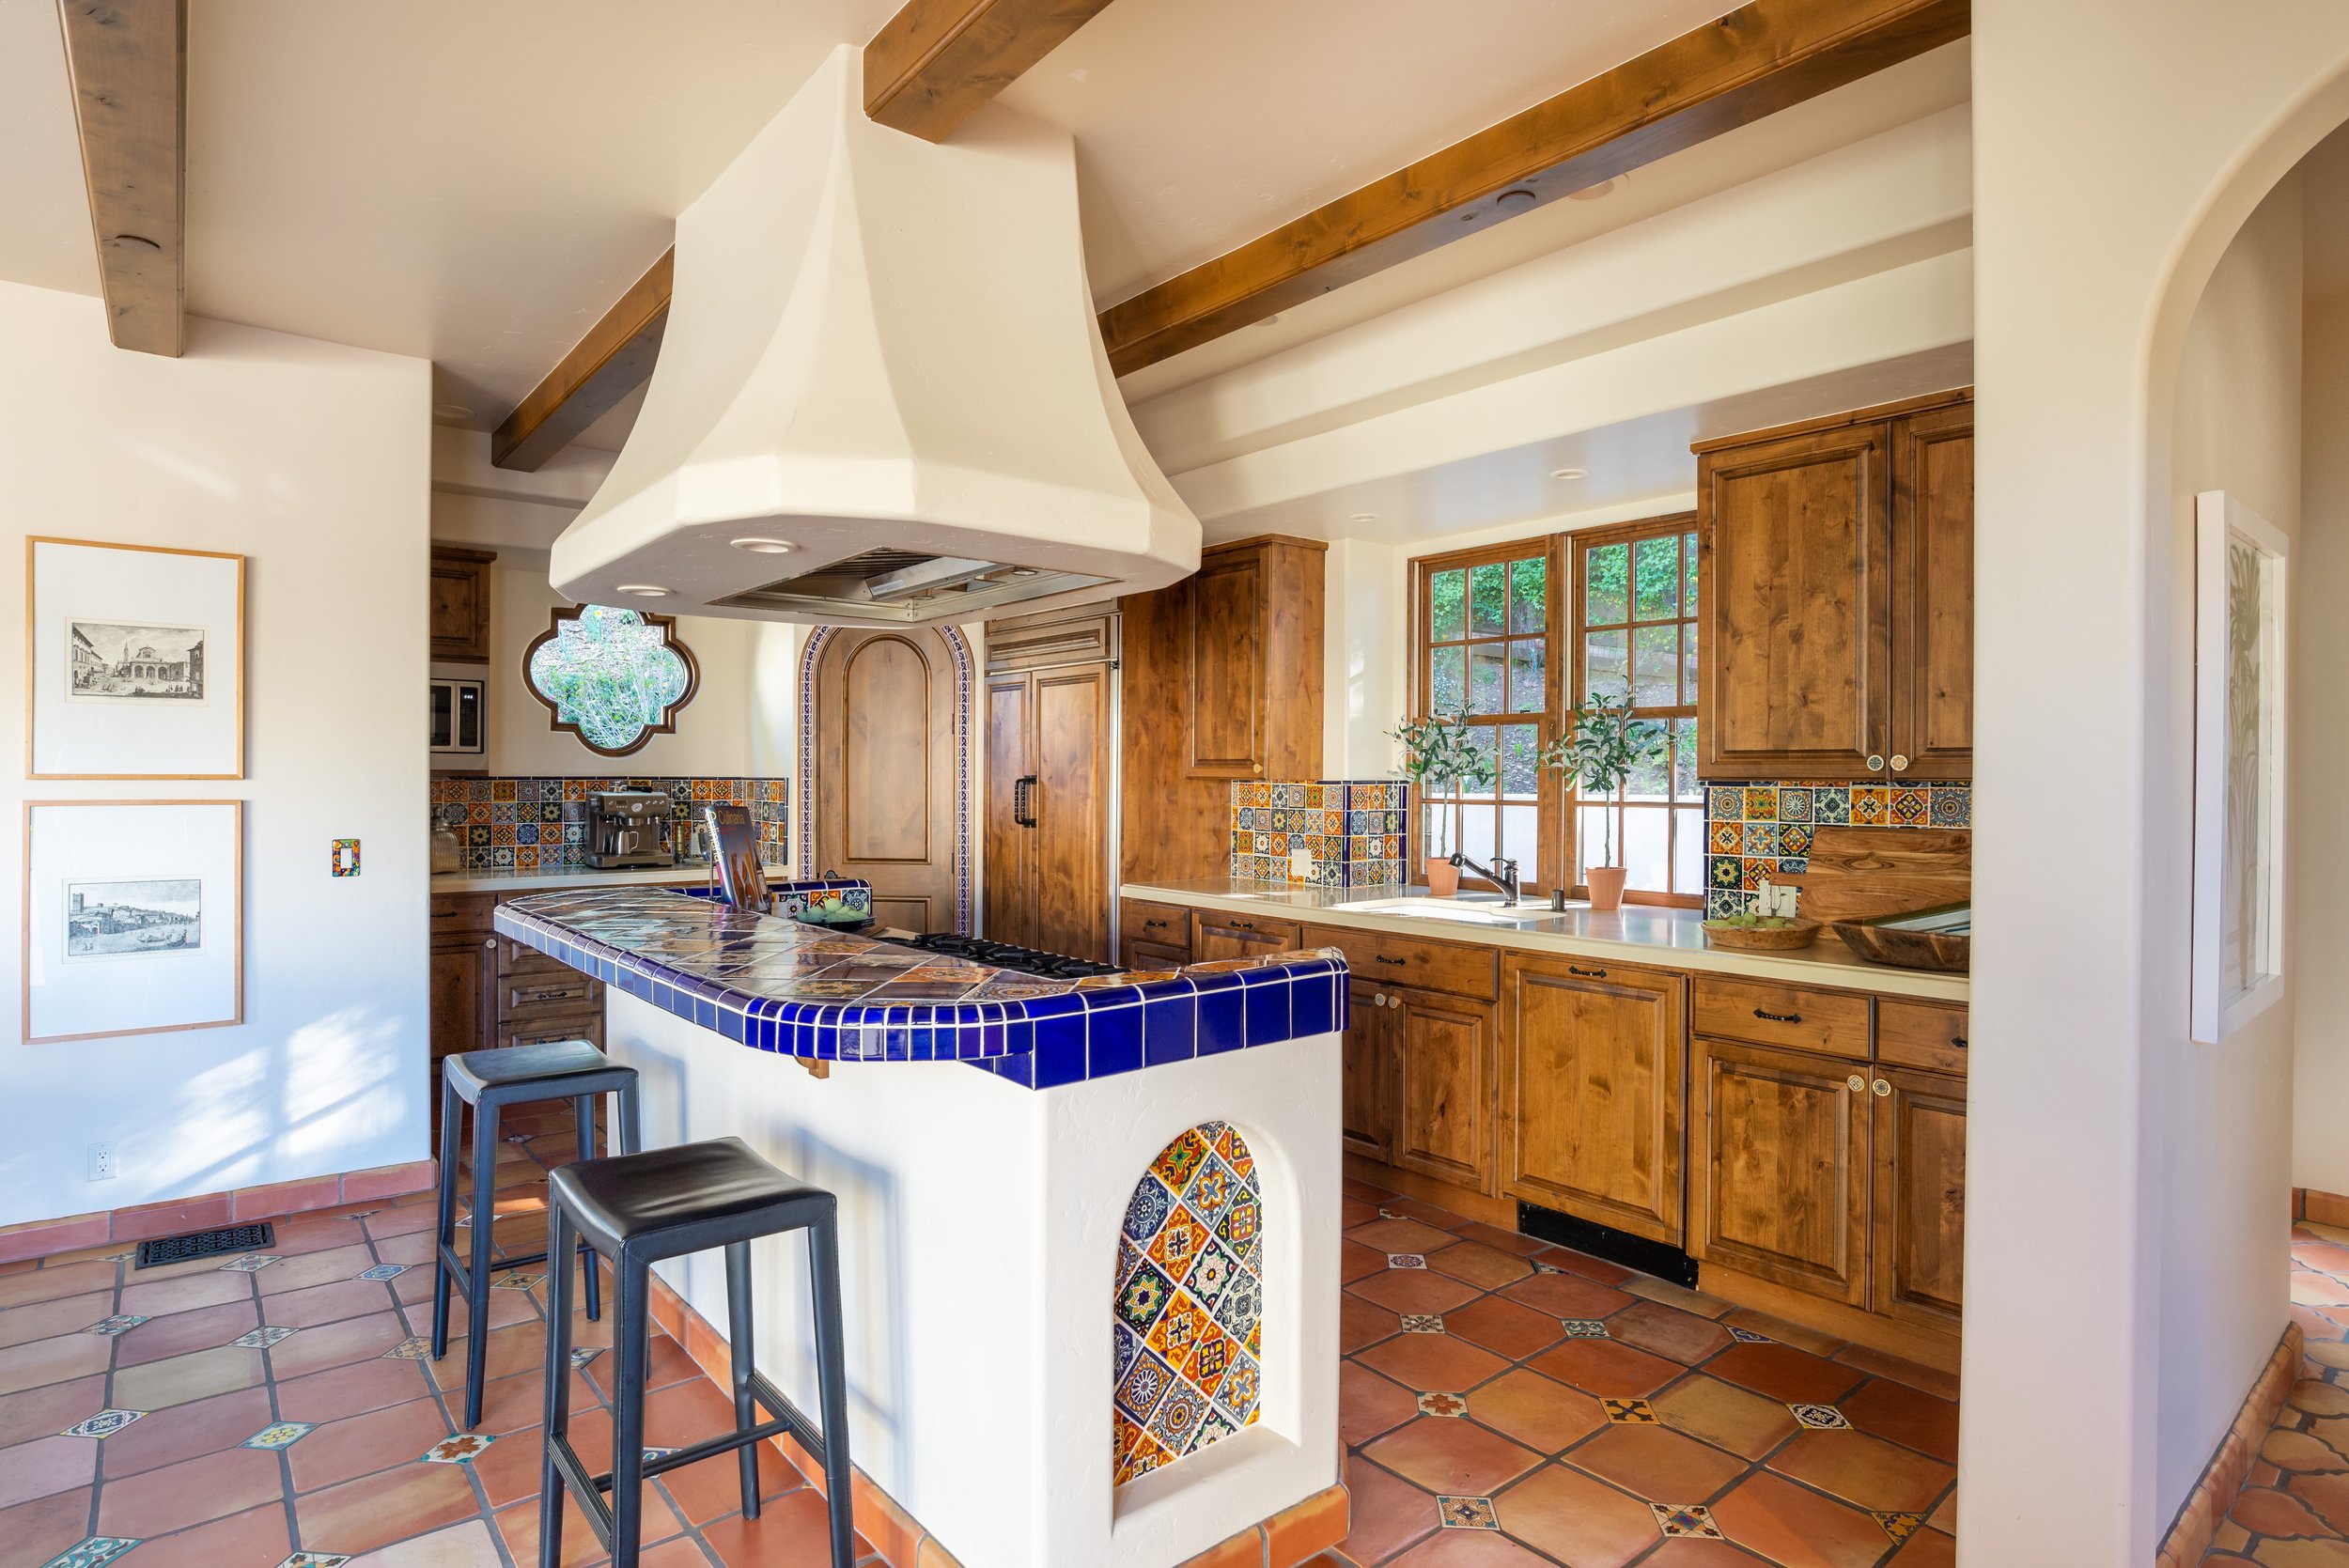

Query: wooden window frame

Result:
[521,604,701,758]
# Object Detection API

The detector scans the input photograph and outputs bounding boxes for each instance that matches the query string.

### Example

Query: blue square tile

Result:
[1089,1002,1143,1068]
[1241,979,1290,1048]
[1291,973,1337,1037]
[1191,976,1242,1054]
[1031,1025,1083,1088]
[1143,995,1199,1066]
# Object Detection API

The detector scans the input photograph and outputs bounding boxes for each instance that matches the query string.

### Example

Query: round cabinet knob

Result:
[1252,763,1264,775]
[1372,993,1387,1007]
[1865,754,1886,771]
[1873,1079,1891,1096]
[1846,1074,1865,1092]
[1890,754,1911,772]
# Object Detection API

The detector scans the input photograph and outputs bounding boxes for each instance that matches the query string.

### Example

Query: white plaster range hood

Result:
[549,45,1200,625]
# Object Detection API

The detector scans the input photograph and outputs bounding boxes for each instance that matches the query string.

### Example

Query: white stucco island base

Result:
[600,989,1344,1568]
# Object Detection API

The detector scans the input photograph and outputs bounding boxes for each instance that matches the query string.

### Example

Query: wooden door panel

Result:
[428,548,493,662]
[429,935,491,1061]
[843,637,934,862]
[1698,424,1891,779]
[1890,403,1973,779]
[983,674,1034,951]
[1190,912,1301,962]
[1691,1038,1869,1306]
[1186,551,1266,777]
[1873,1067,1967,1329]
[1121,937,1190,972]
[816,629,960,936]
[1031,666,1112,961]
[1501,957,1686,1244]
[1392,992,1495,1194]
[1342,980,1398,1163]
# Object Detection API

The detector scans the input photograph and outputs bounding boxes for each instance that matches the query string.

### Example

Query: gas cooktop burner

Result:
[880,930,1124,981]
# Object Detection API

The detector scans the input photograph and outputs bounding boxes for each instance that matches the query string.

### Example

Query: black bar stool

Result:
[538,1136,855,1568]
[432,1040,642,1430]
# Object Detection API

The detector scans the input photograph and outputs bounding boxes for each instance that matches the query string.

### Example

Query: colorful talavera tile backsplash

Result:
[1113,1119,1265,1486]
[1703,780,1970,917]
[429,776,788,872]
[1229,780,1411,889]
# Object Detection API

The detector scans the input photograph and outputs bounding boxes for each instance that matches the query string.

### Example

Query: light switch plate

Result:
[331,839,360,877]
[1288,847,1312,878]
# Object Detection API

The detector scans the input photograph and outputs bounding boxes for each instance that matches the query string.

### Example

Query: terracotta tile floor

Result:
[2200,1219,2349,1563]
[1324,1175,1958,1568]
[0,1101,878,1568]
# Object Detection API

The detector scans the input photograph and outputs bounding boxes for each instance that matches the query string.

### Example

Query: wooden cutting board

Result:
[1786,827,1971,924]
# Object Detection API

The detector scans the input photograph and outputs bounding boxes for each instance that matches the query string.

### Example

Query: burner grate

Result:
[135,1222,275,1268]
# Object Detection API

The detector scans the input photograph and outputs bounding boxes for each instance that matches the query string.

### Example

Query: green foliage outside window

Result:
[525,604,696,756]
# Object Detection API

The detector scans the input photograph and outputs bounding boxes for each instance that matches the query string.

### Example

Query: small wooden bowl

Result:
[1830,902,1971,972]
[1702,919,1822,952]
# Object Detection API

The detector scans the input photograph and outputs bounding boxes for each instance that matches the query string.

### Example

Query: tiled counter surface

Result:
[1124,877,1969,1004]
[431,859,787,894]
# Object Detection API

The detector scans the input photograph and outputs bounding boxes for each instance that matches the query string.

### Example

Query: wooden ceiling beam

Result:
[56,0,187,357]
[1097,0,1970,377]
[490,248,674,472]
[863,0,1117,142]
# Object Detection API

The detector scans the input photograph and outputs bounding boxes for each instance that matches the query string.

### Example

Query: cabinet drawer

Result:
[429,892,495,933]
[1191,911,1302,955]
[496,934,571,978]
[498,971,602,1021]
[1122,900,1193,956]
[1122,938,1190,975]
[496,1013,603,1051]
[1303,924,1498,1001]
[1877,1000,1968,1076]
[1691,976,1871,1060]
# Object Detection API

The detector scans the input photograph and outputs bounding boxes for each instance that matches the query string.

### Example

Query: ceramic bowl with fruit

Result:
[1700,912,1823,951]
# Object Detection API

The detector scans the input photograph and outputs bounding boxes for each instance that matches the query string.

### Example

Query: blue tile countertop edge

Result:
[491,884,1350,1092]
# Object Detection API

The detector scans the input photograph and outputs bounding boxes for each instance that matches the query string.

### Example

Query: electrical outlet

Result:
[1288,847,1312,878]
[86,1141,116,1182]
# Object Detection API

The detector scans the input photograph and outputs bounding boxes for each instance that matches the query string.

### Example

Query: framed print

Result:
[23,800,243,1044]
[2192,490,2288,1045]
[26,537,245,779]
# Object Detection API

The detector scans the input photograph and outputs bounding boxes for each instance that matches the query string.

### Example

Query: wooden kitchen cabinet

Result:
[428,546,496,663]
[429,891,601,1068]
[1190,910,1302,962]
[1341,979,1399,1163]
[1391,988,1496,1193]
[1690,1036,1872,1307]
[1501,955,1688,1246]
[1119,898,1192,971]
[1695,390,1972,782]
[1872,1065,1968,1332]
[428,933,495,1063]
[984,609,1117,961]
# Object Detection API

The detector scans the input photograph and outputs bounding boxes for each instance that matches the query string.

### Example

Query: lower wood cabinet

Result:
[429,893,602,1065]
[1872,1064,1968,1332]
[1342,979,1398,1163]
[1120,898,1192,971]
[1341,977,1497,1193]
[1500,955,1688,1245]
[1190,911,1301,963]
[428,933,494,1065]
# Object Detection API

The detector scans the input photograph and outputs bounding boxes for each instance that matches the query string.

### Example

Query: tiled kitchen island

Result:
[493,887,1350,1568]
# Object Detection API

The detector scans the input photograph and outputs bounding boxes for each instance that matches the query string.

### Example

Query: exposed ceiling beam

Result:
[56,0,187,357]
[863,0,1118,142]
[490,248,673,472]
[1097,0,1970,377]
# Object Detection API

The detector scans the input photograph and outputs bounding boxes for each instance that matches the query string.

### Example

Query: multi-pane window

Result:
[1571,522,1703,901]
[1418,549,1552,883]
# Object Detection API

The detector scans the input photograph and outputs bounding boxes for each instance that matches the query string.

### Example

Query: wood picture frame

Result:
[23,800,245,1044]
[2192,490,2288,1045]
[25,536,246,780]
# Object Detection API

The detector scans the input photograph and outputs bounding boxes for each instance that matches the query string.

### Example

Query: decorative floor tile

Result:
[1400,1314,1446,1334]
[643,1446,677,1464]
[1417,1392,1469,1419]
[1528,1260,1563,1274]
[1559,1319,1610,1338]
[491,1271,544,1290]
[38,1539,140,1568]
[420,1432,497,1463]
[60,1408,146,1439]
[1436,1496,1499,1530]
[275,1555,351,1568]
[243,1421,317,1450]
[1387,1254,1426,1269]
[219,1254,277,1272]
[81,1314,148,1336]
[1789,1403,1851,1430]
[1874,1510,1927,1542]
[231,1326,298,1348]
[1727,1325,1775,1343]
[568,1346,603,1370]
[1601,1398,1659,1424]
[383,1336,433,1360]
[357,1264,407,1281]
[1653,1503,1724,1539]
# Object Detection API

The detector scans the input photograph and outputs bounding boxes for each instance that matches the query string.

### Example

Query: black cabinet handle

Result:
[1232,920,1256,931]
[1143,918,1168,930]
[1754,1008,1802,1023]
[1376,955,1408,967]
[1952,1035,1968,1048]
[1013,775,1038,828]
[1568,965,1607,979]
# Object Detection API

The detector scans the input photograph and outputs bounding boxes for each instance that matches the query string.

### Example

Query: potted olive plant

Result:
[1545,690,1669,911]
[1391,713,1494,897]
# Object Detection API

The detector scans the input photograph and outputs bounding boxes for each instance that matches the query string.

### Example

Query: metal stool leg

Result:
[461,1096,499,1430]
[429,1074,462,1359]
[609,1255,652,1568]
[539,1201,578,1568]
[617,1080,643,1157]
[808,1207,856,1568]
[571,1094,602,1323]
[724,1241,760,1518]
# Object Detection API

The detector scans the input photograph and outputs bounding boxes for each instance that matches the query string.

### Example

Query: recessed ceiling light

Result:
[730,537,797,554]
[1550,468,1587,480]
[1496,188,1536,209]
[614,583,673,597]
[1348,512,1379,523]
[1566,178,1621,202]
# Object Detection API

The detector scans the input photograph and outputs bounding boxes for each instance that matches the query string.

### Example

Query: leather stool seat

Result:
[551,1138,829,1255]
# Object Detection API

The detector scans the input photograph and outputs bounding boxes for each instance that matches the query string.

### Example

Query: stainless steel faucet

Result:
[1449,849,1521,905]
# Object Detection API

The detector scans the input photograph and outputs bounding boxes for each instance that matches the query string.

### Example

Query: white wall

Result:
[1965,5,2349,1560]
[0,282,432,1227]
[2155,178,2302,1520]
[2295,288,2349,1195]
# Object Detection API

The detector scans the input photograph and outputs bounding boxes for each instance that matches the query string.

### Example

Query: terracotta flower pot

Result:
[1424,857,1461,898]
[1586,865,1628,911]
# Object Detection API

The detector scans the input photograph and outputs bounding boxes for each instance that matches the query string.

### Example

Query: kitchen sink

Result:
[1345,897,1561,927]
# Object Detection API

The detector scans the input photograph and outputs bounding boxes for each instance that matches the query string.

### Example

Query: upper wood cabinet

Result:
[1695,391,1971,782]
[429,546,497,663]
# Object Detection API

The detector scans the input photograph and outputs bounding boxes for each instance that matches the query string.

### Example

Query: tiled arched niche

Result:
[1111,1120,1265,1484]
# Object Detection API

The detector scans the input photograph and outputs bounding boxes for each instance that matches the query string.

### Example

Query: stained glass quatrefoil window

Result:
[521,604,699,757]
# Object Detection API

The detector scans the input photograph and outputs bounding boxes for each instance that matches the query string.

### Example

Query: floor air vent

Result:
[134,1221,275,1268]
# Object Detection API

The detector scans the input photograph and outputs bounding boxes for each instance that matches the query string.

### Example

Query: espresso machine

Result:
[583,790,674,869]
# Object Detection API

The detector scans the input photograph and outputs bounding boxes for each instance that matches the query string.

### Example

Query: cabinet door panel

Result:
[1691,1038,1870,1305]
[428,549,493,662]
[1186,551,1267,777]
[1501,956,1686,1244]
[1190,912,1301,962]
[1392,992,1496,1194]
[982,674,1034,950]
[1031,666,1112,961]
[429,935,492,1061]
[1120,937,1190,972]
[1342,981,1398,1163]
[1873,1067,1967,1329]
[1698,424,1891,779]
[1890,403,1974,779]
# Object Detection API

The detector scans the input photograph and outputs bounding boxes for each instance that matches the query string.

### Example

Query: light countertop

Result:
[431,860,788,895]
[1122,877,1969,1003]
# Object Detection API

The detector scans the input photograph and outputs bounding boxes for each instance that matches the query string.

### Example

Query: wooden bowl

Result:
[1830,902,1971,972]
[1702,918,1822,952]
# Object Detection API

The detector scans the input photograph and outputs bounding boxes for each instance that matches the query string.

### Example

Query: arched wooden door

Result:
[812,628,961,934]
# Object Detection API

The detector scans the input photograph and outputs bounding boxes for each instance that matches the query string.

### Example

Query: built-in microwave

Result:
[429,676,486,756]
